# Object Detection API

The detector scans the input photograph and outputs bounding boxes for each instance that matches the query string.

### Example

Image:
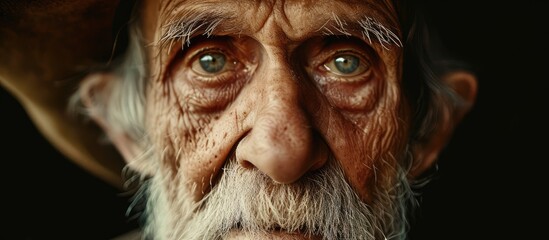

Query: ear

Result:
[409,70,478,178]
[79,73,153,176]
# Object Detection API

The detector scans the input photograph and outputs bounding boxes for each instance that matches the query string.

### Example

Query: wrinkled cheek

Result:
[145,78,250,203]
[341,151,395,204]
[148,125,199,202]
[146,92,227,201]
[334,112,408,203]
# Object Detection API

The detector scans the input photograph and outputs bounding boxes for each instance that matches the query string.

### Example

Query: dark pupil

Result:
[334,55,359,74]
[199,53,226,73]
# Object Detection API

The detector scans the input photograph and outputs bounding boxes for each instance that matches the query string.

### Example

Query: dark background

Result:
[1,1,547,239]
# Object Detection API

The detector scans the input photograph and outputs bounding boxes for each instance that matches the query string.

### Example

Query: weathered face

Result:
[138,0,412,238]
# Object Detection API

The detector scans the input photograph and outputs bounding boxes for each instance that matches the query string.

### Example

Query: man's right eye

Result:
[191,51,236,76]
[198,53,226,73]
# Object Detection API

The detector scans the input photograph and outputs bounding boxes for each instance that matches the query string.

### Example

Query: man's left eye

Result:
[191,51,235,76]
[323,53,369,77]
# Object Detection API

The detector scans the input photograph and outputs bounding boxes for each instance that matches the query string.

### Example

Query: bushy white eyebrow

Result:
[158,11,227,52]
[358,16,402,49]
[319,13,402,49]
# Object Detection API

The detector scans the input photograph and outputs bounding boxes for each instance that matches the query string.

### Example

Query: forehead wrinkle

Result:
[153,0,401,50]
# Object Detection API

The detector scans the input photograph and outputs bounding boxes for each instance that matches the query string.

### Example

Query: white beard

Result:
[138,157,414,240]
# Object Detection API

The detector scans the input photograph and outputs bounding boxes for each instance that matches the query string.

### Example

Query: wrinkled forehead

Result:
[140,0,401,43]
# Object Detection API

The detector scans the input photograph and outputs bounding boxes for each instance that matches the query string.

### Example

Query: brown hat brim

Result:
[0,0,130,189]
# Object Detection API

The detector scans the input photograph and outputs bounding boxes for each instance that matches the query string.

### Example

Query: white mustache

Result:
[166,157,410,240]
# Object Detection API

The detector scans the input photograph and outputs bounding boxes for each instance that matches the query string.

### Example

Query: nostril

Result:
[239,159,255,169]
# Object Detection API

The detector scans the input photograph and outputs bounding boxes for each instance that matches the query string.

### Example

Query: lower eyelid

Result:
[188,62,251,87]
[316,67,373,84]
[189,71,239,87]
[315,76,379,112]
[185,72,250,113]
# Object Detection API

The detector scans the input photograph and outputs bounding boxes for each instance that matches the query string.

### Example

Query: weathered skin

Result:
[138,0,406,204]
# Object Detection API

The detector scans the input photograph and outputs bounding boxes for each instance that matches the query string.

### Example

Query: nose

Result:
[235,68,328,184]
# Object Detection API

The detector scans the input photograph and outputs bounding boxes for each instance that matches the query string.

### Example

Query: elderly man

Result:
[1,0,476,239]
